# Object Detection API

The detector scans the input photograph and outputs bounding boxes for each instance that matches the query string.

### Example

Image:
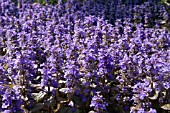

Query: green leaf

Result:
[67,108,80,113]
[72,95,82,106]
[165,0,170,5]
[32,91,46,102]
[59,88,73,93]
[29,103,44,112]
[62,0,67,4]
[58,107,69,113]
[149,91,159,100]
[161,104,170,110]
[21,105,29,113]
[44,95,55,107]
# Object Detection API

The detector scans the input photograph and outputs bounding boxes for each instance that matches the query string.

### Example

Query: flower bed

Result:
[0,0,170,112]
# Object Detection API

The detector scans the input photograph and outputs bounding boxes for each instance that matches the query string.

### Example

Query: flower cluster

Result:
[0,0,170,112]
[90,92,108,112]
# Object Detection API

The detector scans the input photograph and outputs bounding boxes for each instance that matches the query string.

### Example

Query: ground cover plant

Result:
[0,0,170,113]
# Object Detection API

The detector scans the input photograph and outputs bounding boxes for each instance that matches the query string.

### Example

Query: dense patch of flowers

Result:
[0,0,170,112]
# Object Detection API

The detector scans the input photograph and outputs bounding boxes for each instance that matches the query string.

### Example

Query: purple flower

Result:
[139,92,147,100]
[163,82,170,89]
[148,108,157,113]
[3,110,11,113]
[90,92,108,112]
